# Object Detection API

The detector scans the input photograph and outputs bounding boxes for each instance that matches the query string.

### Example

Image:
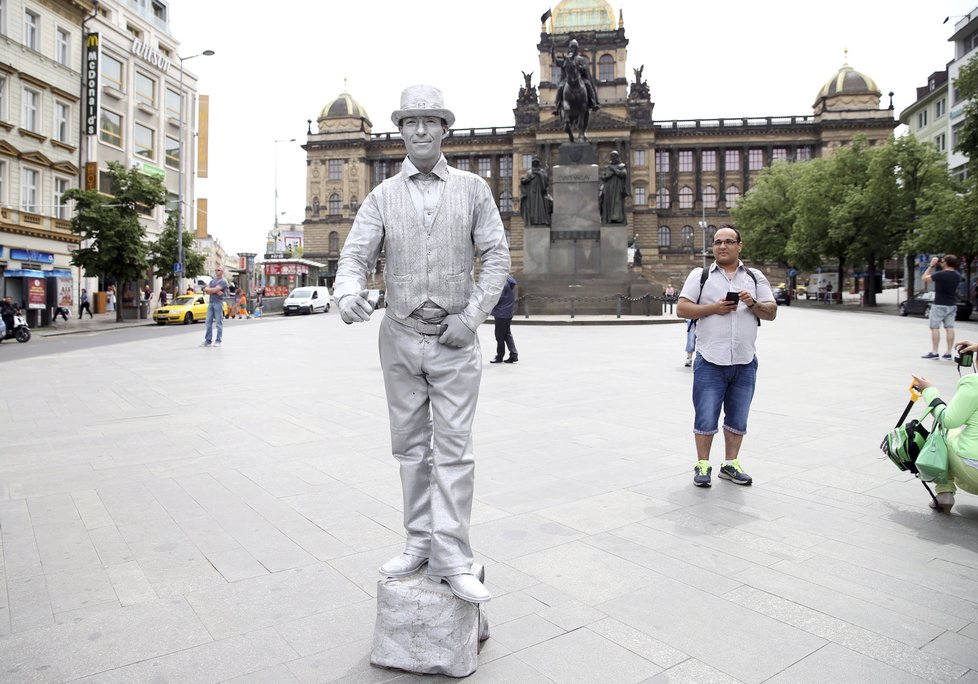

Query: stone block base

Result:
[370,565,489,678]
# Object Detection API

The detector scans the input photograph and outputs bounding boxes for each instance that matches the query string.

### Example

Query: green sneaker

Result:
[693,460,712,487]
[719,459,753,485]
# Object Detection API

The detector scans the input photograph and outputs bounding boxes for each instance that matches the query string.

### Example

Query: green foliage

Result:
[733,134,952,305]
[147,211,206,281]
[63,162,167,321]
[912,177,978,256]
[731,161,803,265]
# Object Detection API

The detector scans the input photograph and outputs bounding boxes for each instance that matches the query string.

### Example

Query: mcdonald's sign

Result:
[85,33,100,135]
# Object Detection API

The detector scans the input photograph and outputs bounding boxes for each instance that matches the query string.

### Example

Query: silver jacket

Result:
[334,156,510,330]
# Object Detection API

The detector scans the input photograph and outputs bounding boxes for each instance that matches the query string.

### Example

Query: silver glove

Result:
[438,314,475,347]
[339,290,373,324]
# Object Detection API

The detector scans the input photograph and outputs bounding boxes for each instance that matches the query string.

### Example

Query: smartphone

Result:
[367,289,380,308]
[725,291,740,303]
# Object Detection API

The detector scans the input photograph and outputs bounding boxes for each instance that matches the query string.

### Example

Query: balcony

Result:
[0,207,76,240]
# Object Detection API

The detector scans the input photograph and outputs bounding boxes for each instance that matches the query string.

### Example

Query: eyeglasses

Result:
[713,239,740,247]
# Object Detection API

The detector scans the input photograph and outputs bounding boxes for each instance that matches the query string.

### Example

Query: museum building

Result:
[300,0,897,289]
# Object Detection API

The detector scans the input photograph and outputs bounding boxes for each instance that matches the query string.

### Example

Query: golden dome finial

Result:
[619,8,624,29]
[843,47,849,66]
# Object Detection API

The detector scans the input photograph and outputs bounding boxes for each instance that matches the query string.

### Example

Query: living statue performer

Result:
[520,156,551,226]
[334,85,510,604]
[599,150,629,224]
[551,38,599,116]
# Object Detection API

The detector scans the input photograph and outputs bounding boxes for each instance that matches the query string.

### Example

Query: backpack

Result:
[880,397,945,473]
[687,265,761,331]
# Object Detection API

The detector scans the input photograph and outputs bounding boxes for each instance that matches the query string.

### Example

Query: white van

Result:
[283,286,331,315]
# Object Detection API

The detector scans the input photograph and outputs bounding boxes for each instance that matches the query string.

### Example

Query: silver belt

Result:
[389,314,447,336]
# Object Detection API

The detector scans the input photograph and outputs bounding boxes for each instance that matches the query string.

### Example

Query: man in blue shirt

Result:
[202,266,227,348]
[923,254,962,360]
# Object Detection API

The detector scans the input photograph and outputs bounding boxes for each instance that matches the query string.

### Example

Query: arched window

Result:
[598,54,615,81]
[657,187,670,209]
[703,185,717,209]
[679,186,693,209]
[725,185,740,208]
[329,231,339,252]
[499,190,513,213]
[682,225,694,247]
[658,225,671,247]
[328,193,341,215]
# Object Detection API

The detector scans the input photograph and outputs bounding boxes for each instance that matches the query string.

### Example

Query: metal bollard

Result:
[570,299,575,319]
[616,298,622,318]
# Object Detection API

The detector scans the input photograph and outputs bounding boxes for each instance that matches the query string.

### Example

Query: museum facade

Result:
[300,0,896,289]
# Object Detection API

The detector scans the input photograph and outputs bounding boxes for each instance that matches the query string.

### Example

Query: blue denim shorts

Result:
[692,354,758,435]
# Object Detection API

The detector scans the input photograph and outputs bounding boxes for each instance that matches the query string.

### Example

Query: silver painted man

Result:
[333,85,510,603]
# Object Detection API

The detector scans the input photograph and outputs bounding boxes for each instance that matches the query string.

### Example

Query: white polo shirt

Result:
[679,261,774,366]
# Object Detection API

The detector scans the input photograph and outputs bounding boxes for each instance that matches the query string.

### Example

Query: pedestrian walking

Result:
[664,283,676,315]
[490,275,518,363]
[159,288,168,308]
[237,292,250,319]
[78,289,93,318]
[106,286,115,313]
[201,266,227,347]
[334,84,510,603]
[254,289,264,318]
[677,225,777,488]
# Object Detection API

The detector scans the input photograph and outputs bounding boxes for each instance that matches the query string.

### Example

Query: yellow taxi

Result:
[153,294,230,325]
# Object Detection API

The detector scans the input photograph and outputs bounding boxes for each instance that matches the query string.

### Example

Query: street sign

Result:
[174,262,183,273]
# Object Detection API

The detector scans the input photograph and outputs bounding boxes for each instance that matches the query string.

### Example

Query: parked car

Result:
[283,286,330,315]
[772,286,790,305]
[153,294,229,325]
[899,292,973,321]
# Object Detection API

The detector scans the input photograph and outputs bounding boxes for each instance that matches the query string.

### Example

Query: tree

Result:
[147,210,206,288]
[731,161,804,266]
[64,162,167,322]
[911,177,978,299]
[887,134,957,298]
[790,155,851,281]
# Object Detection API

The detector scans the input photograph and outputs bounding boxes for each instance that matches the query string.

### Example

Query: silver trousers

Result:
[378,315,482,576]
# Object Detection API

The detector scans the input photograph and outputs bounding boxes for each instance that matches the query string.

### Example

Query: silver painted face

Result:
[400,116,446,172]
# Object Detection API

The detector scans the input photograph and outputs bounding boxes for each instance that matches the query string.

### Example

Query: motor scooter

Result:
[0,312,31,343]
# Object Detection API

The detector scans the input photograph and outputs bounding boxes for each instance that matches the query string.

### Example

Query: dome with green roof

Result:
[551,0,616,32]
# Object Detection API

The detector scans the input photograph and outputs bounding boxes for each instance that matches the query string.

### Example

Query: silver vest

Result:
[382,173,474,319]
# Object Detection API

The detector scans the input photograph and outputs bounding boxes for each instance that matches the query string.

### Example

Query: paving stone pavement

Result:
[1,298,978,683]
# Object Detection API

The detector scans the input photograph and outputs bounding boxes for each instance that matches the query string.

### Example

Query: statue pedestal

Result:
[370,565,489,677]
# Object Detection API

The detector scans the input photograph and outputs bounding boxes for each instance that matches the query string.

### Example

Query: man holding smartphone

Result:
[677,226,777,487]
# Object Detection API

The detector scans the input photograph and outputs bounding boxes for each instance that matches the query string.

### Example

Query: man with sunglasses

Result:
[677,225,777,487]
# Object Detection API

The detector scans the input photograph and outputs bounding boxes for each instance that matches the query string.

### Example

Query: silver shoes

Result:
[428,572,491,603]
[379,553,429,577]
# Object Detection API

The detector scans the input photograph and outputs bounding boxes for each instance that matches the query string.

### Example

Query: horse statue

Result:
[559,55,590,143]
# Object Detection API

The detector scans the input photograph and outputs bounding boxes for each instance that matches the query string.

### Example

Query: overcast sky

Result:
[168,0,978,257]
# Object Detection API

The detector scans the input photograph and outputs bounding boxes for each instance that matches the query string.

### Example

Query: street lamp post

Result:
[274,137,296,239]
[698,211,709,270]
[176,50,214,291]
